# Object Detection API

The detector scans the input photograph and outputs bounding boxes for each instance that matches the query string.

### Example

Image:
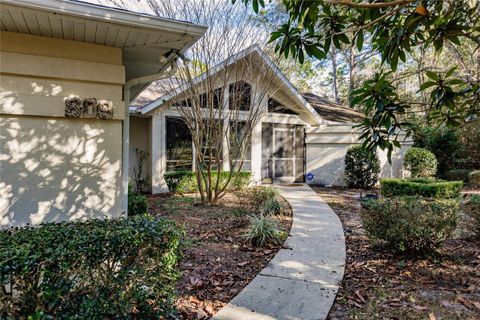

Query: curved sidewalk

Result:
[213,184,346,320]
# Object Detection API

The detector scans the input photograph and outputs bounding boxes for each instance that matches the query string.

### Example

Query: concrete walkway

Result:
[213,184,346,320]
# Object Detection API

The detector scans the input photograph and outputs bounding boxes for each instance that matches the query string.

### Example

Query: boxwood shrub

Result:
[344,145,381,189]
[464,194,480,236]
[164,170,251,193]
[468,171,480,188]
[381,178,463,199]
[0,216,183,319]
[128,183,148,215]
[361,196,459,253]
[404,147,438,178]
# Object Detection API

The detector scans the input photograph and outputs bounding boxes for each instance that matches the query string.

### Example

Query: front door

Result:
[273,127,295,180]
[262,123,305,183]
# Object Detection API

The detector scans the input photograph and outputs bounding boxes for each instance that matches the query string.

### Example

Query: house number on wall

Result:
[65,97,114,119]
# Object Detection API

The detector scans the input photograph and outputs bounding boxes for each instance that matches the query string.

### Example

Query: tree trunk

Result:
[331,48,340,103]
[348,44,356,107]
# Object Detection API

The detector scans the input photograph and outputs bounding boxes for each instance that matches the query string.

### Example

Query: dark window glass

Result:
[268,98,298,115]
[199,88,223,109]
[229,81,251,111]
[230,121,252,171]
[173,98,192,108]
[166,117,192,171]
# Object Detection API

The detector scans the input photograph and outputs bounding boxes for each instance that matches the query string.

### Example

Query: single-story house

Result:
[129,45,412,193]
[0,0,207,228]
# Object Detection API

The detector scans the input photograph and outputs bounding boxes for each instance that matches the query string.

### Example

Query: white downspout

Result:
[122,58,179,215]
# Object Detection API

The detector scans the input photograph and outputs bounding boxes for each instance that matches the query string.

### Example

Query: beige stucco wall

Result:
[305,125,412,186]
[129,117,151,192]
[0,31,125,228]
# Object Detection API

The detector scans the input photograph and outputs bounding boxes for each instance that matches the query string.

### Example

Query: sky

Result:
[81,0,338,100]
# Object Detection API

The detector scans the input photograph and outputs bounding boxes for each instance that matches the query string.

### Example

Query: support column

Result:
[222,84,230,172]
[251,120,262,185]
[151,113,168,194]
[222,118,230,171]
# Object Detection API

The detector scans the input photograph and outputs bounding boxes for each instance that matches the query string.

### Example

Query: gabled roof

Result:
[303,93,364,124]
[136,45,324,125]
[0,0,207,99]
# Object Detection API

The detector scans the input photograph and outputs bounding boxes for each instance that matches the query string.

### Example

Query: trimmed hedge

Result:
[381,178,463,199]
[0,216,183,319]
[361,196,459,253]
[164,170,251,193]
[445,169,473,183]
[404,147,438,178]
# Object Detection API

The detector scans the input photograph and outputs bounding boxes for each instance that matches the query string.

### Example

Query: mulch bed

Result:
[313,187,480,320]
[147,190,293,319]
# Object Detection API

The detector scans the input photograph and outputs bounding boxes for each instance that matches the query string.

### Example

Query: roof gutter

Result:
[122,58,179,215]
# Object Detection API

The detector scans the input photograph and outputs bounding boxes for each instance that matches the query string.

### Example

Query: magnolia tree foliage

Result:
[236,0,480,160]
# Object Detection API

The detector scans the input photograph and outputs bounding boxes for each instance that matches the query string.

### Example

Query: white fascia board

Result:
[140,45,324,125]
[1,0,207,37]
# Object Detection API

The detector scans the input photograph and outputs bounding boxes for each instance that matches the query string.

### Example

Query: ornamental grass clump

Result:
[0,216,183,319]
[361,196,459,254]
[242,215,285,247]
[261,198,282,215]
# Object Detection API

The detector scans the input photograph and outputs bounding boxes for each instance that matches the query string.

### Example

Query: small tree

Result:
[344,145,381,189]
[404,147,438,178]
[132,148,149,193]
[151,0,281,204]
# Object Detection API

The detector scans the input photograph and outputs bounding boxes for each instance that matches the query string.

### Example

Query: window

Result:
[268,97,298,115]
[230,121,252,171]
[166,117,193,171]
[229,81,251,111]
[199,87,223,109]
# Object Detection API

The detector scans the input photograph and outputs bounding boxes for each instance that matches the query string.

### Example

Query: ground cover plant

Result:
[314,187,480,320]
[147,187,292,319]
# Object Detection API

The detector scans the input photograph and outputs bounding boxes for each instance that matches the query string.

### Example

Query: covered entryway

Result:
[261,123,305,183]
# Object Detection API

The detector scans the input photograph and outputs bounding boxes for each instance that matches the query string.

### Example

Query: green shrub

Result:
[262,198,282,215]
[381,178,462,199]
[164,170,197,193]
[242,215,285,247]
[465,194,480,235]
[128,183,148,216]
[445,169,473,183]
[344,145,381,189]
[361,197,459,253]
[0,216,183,319]
[404,147,438,178]
[413,125,462,176]
[164,170,251,193]
[251,186,279,209]
[468,171,480,188]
